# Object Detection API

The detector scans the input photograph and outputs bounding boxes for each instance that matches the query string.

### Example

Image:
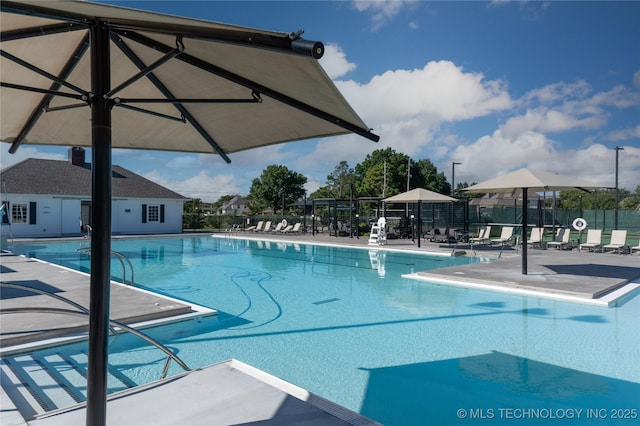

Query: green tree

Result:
[183,198,206,231]
[620,186,640,210]
[212,194,238,210]
[354,148,411,197]
[249,165,307,214]
[412,158,450,194]
[558,189,619,210]
[326,160,355,198]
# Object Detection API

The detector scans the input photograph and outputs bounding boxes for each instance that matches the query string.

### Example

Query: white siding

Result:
[3,195,184,237]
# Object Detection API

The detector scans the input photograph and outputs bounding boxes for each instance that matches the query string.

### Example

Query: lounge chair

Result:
[527,227,544,248]
[272,221,285,233]
[246,220,263,232]
[602,230,627,254]
[469,226,491,245]
[491,226,514,246]
[261,221,272,232]
[546,228,570,250]
[283,222,301,233]
[631,239,640,254]
[579,229,602,252]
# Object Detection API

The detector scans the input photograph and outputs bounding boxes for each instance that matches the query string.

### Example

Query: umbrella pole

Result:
[86,24,112,426]
[417,202,421,248]
[522,188,528,275]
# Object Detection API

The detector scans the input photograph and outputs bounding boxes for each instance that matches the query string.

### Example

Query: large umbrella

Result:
[1,2,379,424]
[384,188,457,248]
[462,168,607,275]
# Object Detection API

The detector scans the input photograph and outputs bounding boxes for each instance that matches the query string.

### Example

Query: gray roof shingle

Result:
[1,158,187,200]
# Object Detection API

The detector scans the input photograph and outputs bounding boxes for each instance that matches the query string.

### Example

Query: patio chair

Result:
[491,226,514,246]
[527,227,544,248]
[546,228,570,250]
[284,222,302,233]
[602,230,627,254]
[579,229,602,252]
[631,239,640,254]
[261,221,272,232]
[246,221,263,232]
[272,221,285,233]
[469,226,491,245]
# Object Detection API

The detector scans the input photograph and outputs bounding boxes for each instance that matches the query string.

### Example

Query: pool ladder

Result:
[0,282,191,417]
[76,248,135,285]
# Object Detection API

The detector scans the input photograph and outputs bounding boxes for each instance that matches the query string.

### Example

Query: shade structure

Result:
[384,188,457,248]
[462,168,607,275]
[1,2,379,425]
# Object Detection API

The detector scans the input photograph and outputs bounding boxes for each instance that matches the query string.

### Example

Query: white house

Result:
[0,148,187,238]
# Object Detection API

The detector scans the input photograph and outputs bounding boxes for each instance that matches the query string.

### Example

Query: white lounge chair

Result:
[491,226,514,246]
[246,221,263,232]
[527,227,544,248]
[579,229,602,252]
[631,239,640,254]
[469,226,491,245]
[272,221,285,233]
[261,221,272,232]
[602,230,627,254]
[282,222,301,233]
[546,228,570,250]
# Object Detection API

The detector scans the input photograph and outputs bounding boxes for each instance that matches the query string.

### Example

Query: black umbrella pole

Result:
[87,23,112,426]
[522,188,528,275]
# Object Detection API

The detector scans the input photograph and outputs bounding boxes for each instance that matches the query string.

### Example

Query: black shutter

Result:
[142,204,147,223]
[29,202,37,224]
[160,204,165,223]
[1,202,9,224]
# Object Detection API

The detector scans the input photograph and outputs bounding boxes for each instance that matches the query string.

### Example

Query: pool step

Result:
[1,350,137,419]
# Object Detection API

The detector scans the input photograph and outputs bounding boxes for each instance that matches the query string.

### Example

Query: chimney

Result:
[69,147,86,166]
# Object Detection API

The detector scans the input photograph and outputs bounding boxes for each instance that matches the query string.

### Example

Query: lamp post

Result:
[614,146,623,230]
[451,162,462,196]
[451,162,461,230]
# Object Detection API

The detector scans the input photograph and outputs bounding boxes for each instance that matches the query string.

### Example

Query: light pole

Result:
[614,146,624,230]
[451,162,462,196]
[451,162,461,229]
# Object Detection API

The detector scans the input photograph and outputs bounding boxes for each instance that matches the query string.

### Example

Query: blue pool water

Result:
[8,236,640,425]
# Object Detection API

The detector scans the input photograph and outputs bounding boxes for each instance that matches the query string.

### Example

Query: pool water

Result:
[8,236,640,425]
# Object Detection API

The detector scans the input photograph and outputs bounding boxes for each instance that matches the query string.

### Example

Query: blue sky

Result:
[2,1,639,202]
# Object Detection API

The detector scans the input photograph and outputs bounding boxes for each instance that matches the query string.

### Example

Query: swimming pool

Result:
[6,236,640,425]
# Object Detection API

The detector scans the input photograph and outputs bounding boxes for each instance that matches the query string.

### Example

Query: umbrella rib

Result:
[120,30,380,143]
[7,33,90,154]
[0,49,88,97]
[110,32,231,163]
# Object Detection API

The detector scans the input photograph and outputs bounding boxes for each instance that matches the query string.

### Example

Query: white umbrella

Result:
[384,188,457,247]
[463,168,607,274]
[1,2,378,424]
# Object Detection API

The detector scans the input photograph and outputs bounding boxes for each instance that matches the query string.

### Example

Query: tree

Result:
[412,158,450,194]
[249,165,307,214]
[326,160,355,198]
[183,198,206,231]
[354,148,411,197]
[212,194,238,210]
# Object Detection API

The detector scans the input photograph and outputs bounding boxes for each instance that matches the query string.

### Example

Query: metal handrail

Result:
[77,248,134,285]
[0,282,119,336]
[1,307,190,378]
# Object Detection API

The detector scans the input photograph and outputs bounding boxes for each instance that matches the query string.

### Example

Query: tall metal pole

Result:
[87,22,112,426]
[522,188,528,275]
[451,162,462,196]
[614,146,623,230]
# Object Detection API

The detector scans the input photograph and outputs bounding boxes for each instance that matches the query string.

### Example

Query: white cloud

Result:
[633,70,640,88]
[451,132,640,190]
[607,125,640,142]
[143,170,240,202]
[0,144,66,170]
[352,0,416,30]
[337,60,512,126]
[319,44,357,79]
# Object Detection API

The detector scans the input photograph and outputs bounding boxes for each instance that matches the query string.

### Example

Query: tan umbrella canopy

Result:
[462,168,607,275]
[384,188,457,247]
[1,2,378,424]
